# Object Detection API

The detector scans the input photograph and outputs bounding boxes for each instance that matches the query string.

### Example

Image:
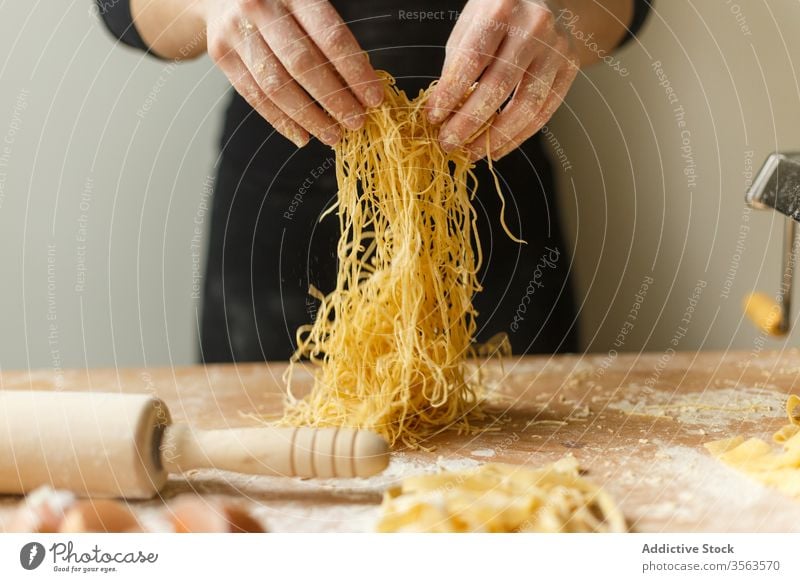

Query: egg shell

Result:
[168,496,264,533]
[59,499,141,533]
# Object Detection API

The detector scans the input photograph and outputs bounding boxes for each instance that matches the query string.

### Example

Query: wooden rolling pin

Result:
[0,391,389,499]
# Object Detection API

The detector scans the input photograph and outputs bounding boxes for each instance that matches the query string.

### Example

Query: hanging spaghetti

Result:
[283,72,515,447]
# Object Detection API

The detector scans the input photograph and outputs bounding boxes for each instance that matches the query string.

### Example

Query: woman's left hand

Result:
[427,0,579,161]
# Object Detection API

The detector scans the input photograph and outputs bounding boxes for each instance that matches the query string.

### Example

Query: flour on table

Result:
[609,386,785,428]
[179,453,486,532]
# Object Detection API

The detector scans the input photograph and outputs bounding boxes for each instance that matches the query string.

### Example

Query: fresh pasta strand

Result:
[282,72,514,447]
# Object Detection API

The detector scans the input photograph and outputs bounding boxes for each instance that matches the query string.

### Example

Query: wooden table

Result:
[2,350,800,532]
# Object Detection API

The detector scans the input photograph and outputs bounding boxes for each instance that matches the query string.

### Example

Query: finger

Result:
[464,58,558,160]
[441,1,477,72]
[493,56,579,159]
[210,39,310,148]
[437,28,542,152]
[469,60,578,161]
[464,34,570,160]
[236,29,342,145]
[244,0,366,130]
[426,2,513,124]
[286,0,384,108]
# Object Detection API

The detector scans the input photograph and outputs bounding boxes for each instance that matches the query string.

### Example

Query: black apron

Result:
[200,0,578,362]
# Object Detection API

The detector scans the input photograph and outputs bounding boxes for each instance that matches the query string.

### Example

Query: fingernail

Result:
[365,86,383,108]
[343,112,365,131]
[291,134,310,148]
[280,123,309,149]
[429,107,446,124]
[439,130,458,153]
[466,146,482,163]
[321,128,341,145]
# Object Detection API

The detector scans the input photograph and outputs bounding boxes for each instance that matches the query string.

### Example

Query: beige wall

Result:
[550,0,800,355]
[0,3,228,370]
[0,2,798,371]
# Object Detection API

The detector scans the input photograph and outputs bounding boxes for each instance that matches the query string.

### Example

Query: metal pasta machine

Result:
[744,152,800,336]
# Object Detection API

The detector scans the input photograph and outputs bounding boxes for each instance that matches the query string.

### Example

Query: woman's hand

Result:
[204,0,384,147]
[427,0,579,160]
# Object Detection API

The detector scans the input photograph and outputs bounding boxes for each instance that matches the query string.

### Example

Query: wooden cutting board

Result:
[2,350,800,532]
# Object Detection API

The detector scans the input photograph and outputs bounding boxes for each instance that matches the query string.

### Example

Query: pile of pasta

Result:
[283,73,513,447]
[377,458,627,533]
[705,394,800,497]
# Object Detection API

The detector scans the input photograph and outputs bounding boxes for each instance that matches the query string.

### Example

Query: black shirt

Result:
[97,0,651,363]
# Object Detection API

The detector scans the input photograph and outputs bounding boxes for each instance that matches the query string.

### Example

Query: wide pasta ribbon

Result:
[705,394,800,497]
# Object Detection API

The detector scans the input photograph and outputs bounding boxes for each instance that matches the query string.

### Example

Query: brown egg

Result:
[222,505,264,533]
[59,499,141,533]
[6,487,75,533]
[168,496,264,533]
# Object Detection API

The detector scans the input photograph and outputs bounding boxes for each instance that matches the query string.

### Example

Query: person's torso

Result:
[332,0,466,95]
[218,0,547,175]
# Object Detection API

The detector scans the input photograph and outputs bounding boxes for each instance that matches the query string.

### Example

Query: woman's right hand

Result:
[204,0,384,147]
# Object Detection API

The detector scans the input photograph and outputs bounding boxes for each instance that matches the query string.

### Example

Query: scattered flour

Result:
[608,387,785,428]
[619,442,800,531]
[186,453,486,533]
